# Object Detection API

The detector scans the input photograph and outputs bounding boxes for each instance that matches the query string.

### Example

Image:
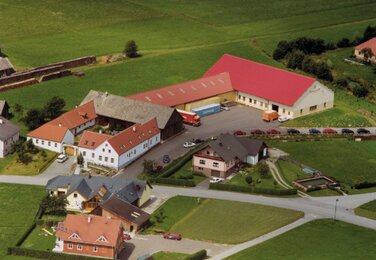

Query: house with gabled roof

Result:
[354,37,376,63]
[77,118,160,169]
[0,57,15,77]
[91,195,150,233]
[54,214,124,259]
[0,117,20,158]
[193,134,267,178]
[46,175,152,212]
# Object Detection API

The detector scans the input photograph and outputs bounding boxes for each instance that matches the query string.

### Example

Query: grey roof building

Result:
[81,90,183,140]
[0,116,20,141]
[0,57,15,77]
[46,175,151,206]
[0,100,10,119]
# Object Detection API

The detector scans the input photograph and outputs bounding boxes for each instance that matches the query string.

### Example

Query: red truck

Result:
[177,109,201,126]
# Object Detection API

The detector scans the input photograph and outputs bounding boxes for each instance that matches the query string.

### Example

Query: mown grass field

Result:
[270,140,376,191]
[0,184,46,258]
[153,251,188,260]
[148,196,303,244]
[226,219,376,260]
[355,200,376,220]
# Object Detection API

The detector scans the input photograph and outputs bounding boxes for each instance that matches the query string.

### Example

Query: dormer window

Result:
[69,232,81,240]
[96,235,108,243]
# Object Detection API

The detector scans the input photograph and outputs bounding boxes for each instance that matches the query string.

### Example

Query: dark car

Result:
[341,128,354,134]
[323,128,337,134]
[287,128,300,134]
[251,129,266,135]
[267,129,281,134]
[357,128,370,134]
[193,138,204,143]
[309,128,321,134]
[233,130,246,136]
[163,155,170,164]
[163,232,182,240]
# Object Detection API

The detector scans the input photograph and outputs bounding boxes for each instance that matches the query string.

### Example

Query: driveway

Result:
[119,234,233,260]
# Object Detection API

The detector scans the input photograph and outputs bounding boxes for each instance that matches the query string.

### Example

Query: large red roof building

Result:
[354,37,376,63]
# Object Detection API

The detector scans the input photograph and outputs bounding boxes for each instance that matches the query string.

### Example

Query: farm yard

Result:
[1,0,376,132]
[270,140,376,194]
[226,219,376,260]
[146,196,303,244]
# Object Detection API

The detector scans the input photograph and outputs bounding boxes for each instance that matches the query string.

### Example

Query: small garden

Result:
[167,159,207,185]
[0,140,56,176]
[144,196,303,244]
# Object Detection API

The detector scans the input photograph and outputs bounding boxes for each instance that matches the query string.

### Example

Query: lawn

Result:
[169,160,207,185]
[226,166,282,190]
[355,200,376,220]
[153,251,188,260]
[20,225,56,251]
[147,196,303,244]
[0,184,46,258]
[0,150,57,176]
[269,140,376,192]
[226,219,376,260]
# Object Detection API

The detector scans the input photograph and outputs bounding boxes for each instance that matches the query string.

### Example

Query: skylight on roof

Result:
[179,88,185,93]
[157,93,163,99]
[145,96,151,102]
[91,142,95,146]
[168,91,174,96]
[201,83,207,88]
[84,140,88,145]
[218,78,224,84]
[190,85,197,91]
[210,80,215,86]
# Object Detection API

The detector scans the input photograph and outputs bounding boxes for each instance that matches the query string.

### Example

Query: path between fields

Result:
[210,214,315,260]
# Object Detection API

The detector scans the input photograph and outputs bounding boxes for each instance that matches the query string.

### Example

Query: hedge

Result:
[184,249,207,260]
[354,181,376,189]
[209,183,297,196]
[158,142,208,178]
[155,178,195,187]
[8,247,100,260]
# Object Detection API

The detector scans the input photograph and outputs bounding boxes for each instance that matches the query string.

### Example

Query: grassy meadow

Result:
[226,219,376,260]
[355,200,376,220]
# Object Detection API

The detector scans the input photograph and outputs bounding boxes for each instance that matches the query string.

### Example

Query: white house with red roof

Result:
[77,118,160,169]
[204,54,334,118]
[354,37,376,63]
[27,101,97,153]
[54,214,124,259]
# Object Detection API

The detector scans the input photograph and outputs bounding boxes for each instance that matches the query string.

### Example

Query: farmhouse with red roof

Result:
[354,37,376,63]
[54,214,124,258]
[204,54,334,118]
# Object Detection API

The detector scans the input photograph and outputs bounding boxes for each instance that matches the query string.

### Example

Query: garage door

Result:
[64,146,75,156]
[186,96,220,111]
[211,170,221,177]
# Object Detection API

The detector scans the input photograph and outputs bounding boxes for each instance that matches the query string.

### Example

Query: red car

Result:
[163,232,182,240]
[122,233,131,240]
[233,130,246,136]
[267,129,281,134]
[251,129,266,135]
[323,128,337,134]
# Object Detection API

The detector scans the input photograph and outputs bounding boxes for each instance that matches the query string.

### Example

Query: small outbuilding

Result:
[0,57,15,78]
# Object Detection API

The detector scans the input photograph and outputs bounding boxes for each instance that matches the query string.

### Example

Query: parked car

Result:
[209,177,224,183]
[56,154,68,163]
[211,136,218,141]
[233,130,246,136]
[341,128,354,134]
[323,128,337,134]
[220,105,230,111]
[278,116,291,123]
[163,155,170,164]
[183,142,196,148]
[163,232,182,240]
[250,129,266,135]
[309,128,321,134]
[192,138,204,144]
[357,128,370,134]
[123,233,131,241]
[266,129,281,134]
[287,128,300,134]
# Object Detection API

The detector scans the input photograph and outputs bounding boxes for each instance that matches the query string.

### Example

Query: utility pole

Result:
[334,198,339,220]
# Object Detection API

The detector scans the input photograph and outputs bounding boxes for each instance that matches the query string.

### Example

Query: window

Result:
[102,148,105,152]
[242,96,245,101]
[105,157,108,162]
[249,98,252,103]
[54,143,57,147]
[67,243,73,249]
[260,102,263,107]
[324,102,327,108]
[265,103,268,108]
[111,158,114,163]
[77,244,82,250]
[213,162,219,167]
[309,105,317,111]
[99,156,102,161]
[199,159,205,165]
[198,167,204,170]
[300,109,303,115]
[134,149,136,154]
[92,153,95,158]
[48,141,51,146]
[73,193,77,198]
[93,246,98,252]
[254,99,256,104]
[36,139,39,144]
[238,95,241,100]
[108,149,111,153]
[288,112,291,115]
[83,151,86,156]
[42,140,45,145]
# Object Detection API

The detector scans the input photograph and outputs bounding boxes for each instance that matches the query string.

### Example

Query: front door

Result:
[272,104,279,112]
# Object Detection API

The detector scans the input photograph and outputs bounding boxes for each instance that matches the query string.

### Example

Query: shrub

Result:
[8,247,100,259]
[286,50,305,69]
[352,84,369,98]
[209,183,297,195]
[258,162,270,178]
[325,42,336,50]
[334,78,348,89]
[336,38,352,48]
[123,40,139,58]
[306,186,322,192]
[184,249,207,260]
[354,181,376,189]
[273,40,292,60]
[245,175,253,184]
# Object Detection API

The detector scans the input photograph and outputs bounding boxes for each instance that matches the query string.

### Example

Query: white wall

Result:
[293,81,334,110]
[71,119,96,135]
[79,133,161,170]
[0,133,19,158]
[66,192,87,211]
[246,154,259,165]
[27,130,74,153]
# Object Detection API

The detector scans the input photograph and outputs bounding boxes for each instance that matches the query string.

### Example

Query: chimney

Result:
[58,123,62,127]
[88,216,92,223]
[75,105,78,108]
[99,129,102,134]
[132,126,136,132]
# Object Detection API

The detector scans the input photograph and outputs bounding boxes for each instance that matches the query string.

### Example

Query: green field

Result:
[148,196,303,244]
[0,184,46,258]
[270,140,376,191]
[153,251,189,260]
[226,219,376,260]
[355,200,376,220]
